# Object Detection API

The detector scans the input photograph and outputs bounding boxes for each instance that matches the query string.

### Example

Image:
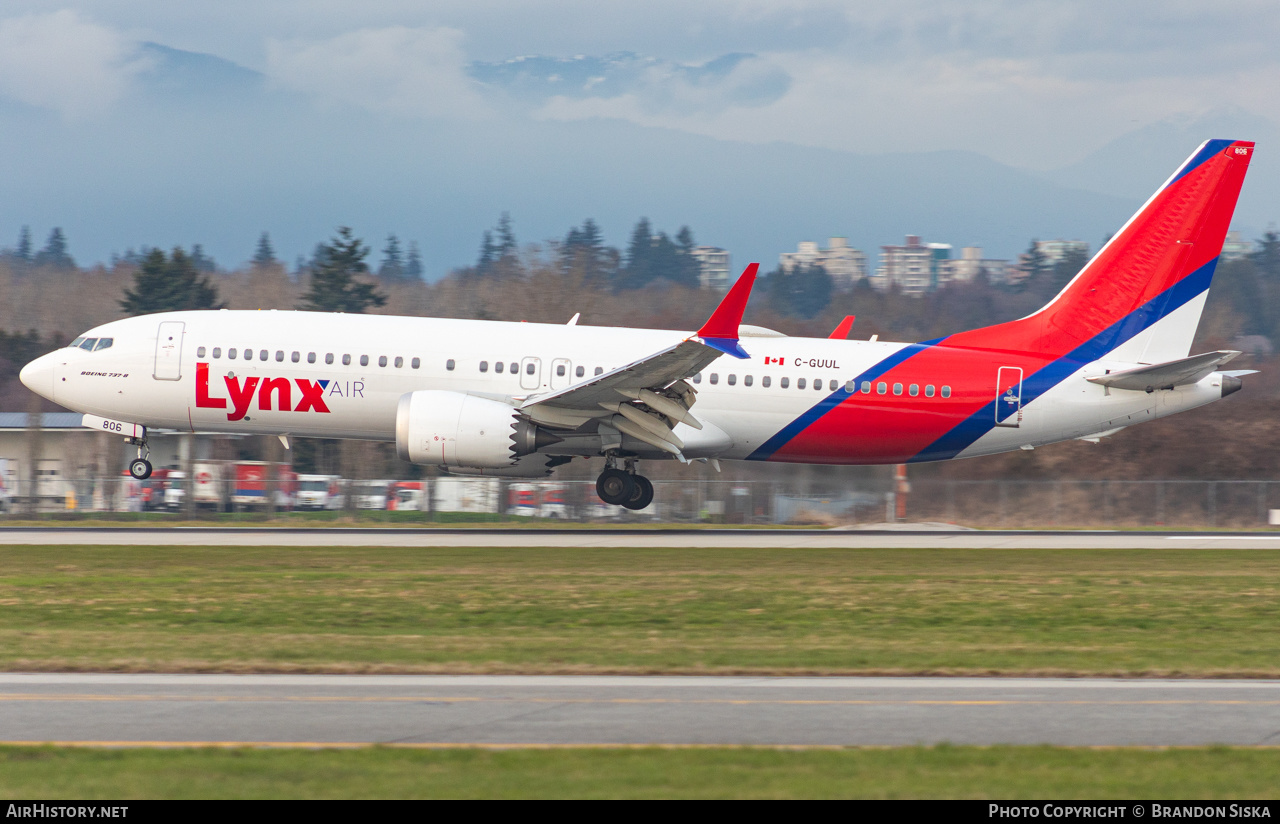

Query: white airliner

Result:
[20,140,1257,510]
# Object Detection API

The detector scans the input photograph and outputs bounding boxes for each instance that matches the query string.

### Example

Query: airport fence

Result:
[3,475,1280,528]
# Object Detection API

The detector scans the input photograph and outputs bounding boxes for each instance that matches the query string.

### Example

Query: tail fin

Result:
[957,140,1254,363]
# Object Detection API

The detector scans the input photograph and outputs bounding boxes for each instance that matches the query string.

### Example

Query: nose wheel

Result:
[596,462,654,510]
[129,458,153,480]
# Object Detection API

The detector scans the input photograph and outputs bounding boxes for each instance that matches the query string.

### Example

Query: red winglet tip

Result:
[697,263,759,340]
[829,315,856,339]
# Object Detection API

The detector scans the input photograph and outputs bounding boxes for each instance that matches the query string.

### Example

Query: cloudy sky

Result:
[0,1,1275,272]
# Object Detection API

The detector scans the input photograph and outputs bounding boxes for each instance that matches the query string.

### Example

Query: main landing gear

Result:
[596,458,654,511]
[127,434,152,480]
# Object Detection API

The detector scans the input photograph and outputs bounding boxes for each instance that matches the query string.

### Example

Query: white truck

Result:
[296,474,343,510]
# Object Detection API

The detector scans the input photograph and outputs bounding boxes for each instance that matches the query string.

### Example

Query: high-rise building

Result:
[875,235,950,295]
[940,246,1011,285]
[691,246,731,291]
[1221,230,1251,262]
[779,237,868,289]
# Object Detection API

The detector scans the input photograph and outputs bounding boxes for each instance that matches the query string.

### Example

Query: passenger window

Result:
[342,354,352,366]
[576,366,584,378]
[556,364,565,377]
[762,376,771,388]
[692,374,702,384]
[594,367,603,376]
[941,385,952,398]
[510,362,518,374]
[797,378,806,389]
[829,379,838,391]
[447,359,456,371]
[95,338,113,351]
[378,356,388,367]
[212,348,222,359]
[709,374,719,385]
[727,374,736,386]
[925,385,935,397]
[893,383,903,395]
[744,375,753,387]
[843,380,855,393]
[861,381,871,393]
[394,356,403,368]
[909,384,919,396]
[479,361,489,373]
[308,352,316,364]
[275,350,284,362]
[325,353,333,365]
[80,338,97,350]
[816,379,824,391]
[360,355,369,367]
[260,350,268,361]
[877,382,887,394]
[197,346,206,358]
[291,351,300,363]
[228,348,237,360]
[781,377,789,389]
[411,357,421,369]
[494,361,504,374]
[525,362,535,375]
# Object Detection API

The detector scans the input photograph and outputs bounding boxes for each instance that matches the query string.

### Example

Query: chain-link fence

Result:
[4,474,1280,527]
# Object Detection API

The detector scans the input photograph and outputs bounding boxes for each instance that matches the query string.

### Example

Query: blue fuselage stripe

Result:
[747,258,1218,463]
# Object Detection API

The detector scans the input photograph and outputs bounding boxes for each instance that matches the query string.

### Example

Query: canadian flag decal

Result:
[763,356,783,365]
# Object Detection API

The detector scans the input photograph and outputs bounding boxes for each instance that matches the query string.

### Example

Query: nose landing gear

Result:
[596,457,654,511]
[126,434,152,480]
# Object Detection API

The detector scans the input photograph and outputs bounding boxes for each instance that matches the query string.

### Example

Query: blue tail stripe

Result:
[1167,139,1233,188]
[912,257,1218,462]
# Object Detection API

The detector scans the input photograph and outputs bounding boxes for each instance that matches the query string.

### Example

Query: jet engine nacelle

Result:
[395,390,560,468]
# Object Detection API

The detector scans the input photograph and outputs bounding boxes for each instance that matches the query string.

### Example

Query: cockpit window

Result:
[69,337,85,348]
[79,338,98,351]
[94,338,113,351]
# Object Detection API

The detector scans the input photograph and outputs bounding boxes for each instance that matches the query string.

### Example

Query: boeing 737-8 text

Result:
[19,140,1258,509]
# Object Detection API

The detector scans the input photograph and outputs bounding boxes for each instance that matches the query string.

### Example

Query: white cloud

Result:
[0,10,148,118]
[266,26,490,119]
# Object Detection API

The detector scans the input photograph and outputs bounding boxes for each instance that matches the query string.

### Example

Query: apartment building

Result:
[778,237,868,289]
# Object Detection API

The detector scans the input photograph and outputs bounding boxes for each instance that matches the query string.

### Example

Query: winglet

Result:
[696,263,758,359]
[829,315,855,340]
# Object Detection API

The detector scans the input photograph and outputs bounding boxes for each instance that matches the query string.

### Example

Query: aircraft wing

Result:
[1086,350,1242,391]
[517,264,759,457]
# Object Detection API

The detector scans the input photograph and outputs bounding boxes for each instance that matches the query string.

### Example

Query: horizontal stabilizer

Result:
[1086,350,1241,391]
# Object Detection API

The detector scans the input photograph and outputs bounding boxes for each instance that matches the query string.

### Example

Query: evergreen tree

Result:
[32,228,75,270]
[298,227,386,313]
[765,263,833,318]
[674,225,701,287]
[253,232,276,267]
[120,247,225,315]
[1249,230,1280,282]
[15,226,31,261]
[1050,246,1090,291]
[378,234,405,280]
[561,218,615,283]
[190,244,216,273]
[475,230,498,277]
[495,212,517,260]
[405,242,424,280]
[1017,239,1048,286]
[620,217,654,290]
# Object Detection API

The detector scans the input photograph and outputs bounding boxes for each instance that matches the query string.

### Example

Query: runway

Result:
[1,527,1279,549]
[3,674,1279,748]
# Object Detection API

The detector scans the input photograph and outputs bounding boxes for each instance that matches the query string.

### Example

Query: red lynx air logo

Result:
[195,362,335,421]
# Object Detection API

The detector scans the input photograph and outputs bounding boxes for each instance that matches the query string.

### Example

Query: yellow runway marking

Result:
[1,693,1278,707]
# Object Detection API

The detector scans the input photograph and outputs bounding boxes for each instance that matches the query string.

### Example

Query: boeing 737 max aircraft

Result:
[19,140,1258,510]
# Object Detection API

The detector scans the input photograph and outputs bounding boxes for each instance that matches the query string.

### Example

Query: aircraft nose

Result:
[19,353,56,400]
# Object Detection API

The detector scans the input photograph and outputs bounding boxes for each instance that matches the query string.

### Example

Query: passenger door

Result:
[153,321,185,381]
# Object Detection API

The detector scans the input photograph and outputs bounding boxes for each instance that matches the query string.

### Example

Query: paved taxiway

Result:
[3,674,1279,747]
[1,527,1280,549]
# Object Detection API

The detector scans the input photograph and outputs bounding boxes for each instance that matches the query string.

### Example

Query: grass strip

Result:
[0,545,1277,675]
[1,744,1276,799]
